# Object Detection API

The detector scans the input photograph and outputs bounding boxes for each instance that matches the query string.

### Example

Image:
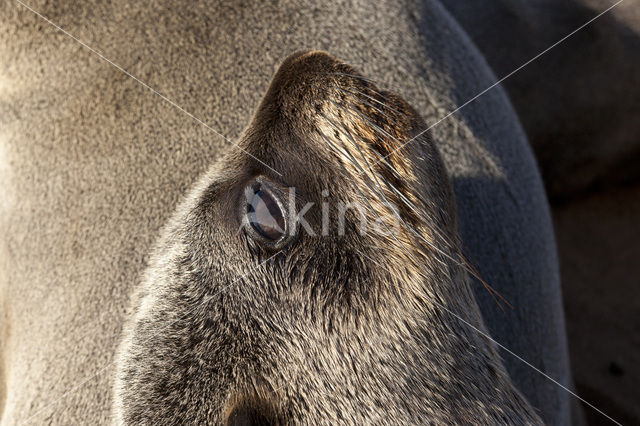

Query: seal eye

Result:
[245,184,286,242]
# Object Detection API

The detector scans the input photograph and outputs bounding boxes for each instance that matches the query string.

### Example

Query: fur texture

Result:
[1,0,571,424]
[114,51,543,424]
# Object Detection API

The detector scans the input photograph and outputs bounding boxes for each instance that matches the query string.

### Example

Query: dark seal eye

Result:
[244,182,288,245]
[248,188,284,240]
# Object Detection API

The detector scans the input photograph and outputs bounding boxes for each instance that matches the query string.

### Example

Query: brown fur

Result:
[114,51,543,425]
[1,1,573,424]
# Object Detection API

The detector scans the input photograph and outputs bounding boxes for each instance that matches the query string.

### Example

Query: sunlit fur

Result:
[114,51,542,425]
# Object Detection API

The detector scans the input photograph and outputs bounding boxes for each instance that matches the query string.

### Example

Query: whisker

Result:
[321,105,430,214]
[332,85,404,117]
[319,72,394,101]
[320,72,416,107]
[344,128,492,315]
[320,71,380,86]
[316,127,476,321]
[319,114,451,268]
[330,90,406,133]
[321,113,446,252]
[318,108,510,309]
[304,74,510,307]
[329,100,405,149]
[324,106,445,235]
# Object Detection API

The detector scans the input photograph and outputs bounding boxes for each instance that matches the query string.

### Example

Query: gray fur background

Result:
[1,0,573,424]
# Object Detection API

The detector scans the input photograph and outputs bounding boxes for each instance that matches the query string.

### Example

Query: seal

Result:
[113,51,542,425]
[1,1,573,424]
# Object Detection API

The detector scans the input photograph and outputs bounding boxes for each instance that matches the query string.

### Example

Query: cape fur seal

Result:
[114,50,543,424]
[0,1,573,424]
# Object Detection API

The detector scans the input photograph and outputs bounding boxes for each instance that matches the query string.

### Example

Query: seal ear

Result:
[226,405,273,426]
[227,399,281,426]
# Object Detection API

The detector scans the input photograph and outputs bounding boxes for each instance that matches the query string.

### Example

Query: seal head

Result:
[113,51,541,425]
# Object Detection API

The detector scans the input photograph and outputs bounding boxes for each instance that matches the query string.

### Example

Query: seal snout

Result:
[256,50,350,120]
[259,49,425,162]
[246,50,444,235]
[275,49,344,86]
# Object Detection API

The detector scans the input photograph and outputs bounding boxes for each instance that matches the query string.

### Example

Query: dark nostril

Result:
[227,405,273,426]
